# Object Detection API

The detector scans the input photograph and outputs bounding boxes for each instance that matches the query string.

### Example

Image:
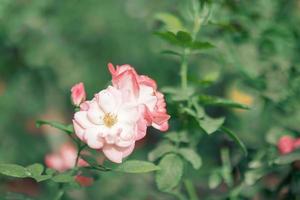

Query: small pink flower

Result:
[277,136,295,155]
[108,63,170,132]
[71,82,86,106]
[45,143,88,172]
[293,138,300,149]
[73,86,139,163]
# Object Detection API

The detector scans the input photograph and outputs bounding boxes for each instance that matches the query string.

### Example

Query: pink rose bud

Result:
[278,136,295,155]
[71,82,86,106]
[293,138,300,150]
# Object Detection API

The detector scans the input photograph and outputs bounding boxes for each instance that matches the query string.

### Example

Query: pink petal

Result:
[102,145,124,163]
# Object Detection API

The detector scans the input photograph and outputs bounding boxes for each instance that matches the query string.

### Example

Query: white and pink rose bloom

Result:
[72,64,170,163]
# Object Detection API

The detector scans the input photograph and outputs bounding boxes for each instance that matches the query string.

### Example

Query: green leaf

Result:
[274,150,300,165]
[245,168,268,185]
[155,31,193,47]
[52,173,74,183]
[156,154,183,192]
[198,116,225,134]
[148,142,176,161]
[209,172,222,189]
[164,131,189,143]
[114,160,160,173]
[36,120,74,134]
[220,127,248,156]
[176,31,192,44]
[155,12,185,33]
[34,175,52,182]
[155,31,180,45]
[198,95,250,109]
[46,168,56,175]
[0,164,31,178]
[190,41,215,50]
[27,163,44,176]
[160,50,181,57]
[179,148,202,169]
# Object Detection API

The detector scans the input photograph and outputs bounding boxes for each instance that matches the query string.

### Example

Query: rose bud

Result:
[71,82,86,106]
[277,135,295,155]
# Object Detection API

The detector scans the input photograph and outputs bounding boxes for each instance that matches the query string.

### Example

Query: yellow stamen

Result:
[103,113,117,128]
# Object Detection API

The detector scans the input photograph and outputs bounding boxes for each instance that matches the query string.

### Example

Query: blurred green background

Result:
[1,0,300,199]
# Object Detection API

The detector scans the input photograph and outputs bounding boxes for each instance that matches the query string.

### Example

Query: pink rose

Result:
[108,63,170,132]
[45,143,88,172]
[45,143,93,186]
[277,136,295,155]
[73,86,139,163]
[71,82,86,106]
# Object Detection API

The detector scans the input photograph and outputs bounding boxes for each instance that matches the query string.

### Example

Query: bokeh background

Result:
[1,0,300,199]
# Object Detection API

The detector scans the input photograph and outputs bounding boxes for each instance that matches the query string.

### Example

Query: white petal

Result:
[73,120,85,141]
[74,111,94,128]
[84,127,103,149]
[87,101,104,125]
[97,87,121,114]
[138,85,157,111]
[118,103,139,124]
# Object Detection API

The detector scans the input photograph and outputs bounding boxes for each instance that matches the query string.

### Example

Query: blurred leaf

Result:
[265,127,287,145]
[0,164,30,178]
[34,175,52,182]
[190,41,215,50]
[198,116,225,134]
[167,87,195,102]
[220,127,248,156]
[155,31,180,45]
[274,150,300,165]
[114,160,160,173]
[156,154,183,192]
[164,131,189,143]
[36,120,74,134]
[27,163,44,176]
[160,50,182,57]
[176,31,192,44]
[52,173,74,183]
[198,95,250,109]
[245,168,268,185]
[155,31,193,47]
[179,148,202,169]
[46,168,56,176]
[148,142,176,161]
[155,12,185,33]
[81,154,98,166]
[181,107,198,118]
[209,172,222,189]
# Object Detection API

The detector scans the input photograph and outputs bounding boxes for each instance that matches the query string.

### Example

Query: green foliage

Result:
[36,120,74,134]
[114,160,160,173]
[178,148,202,170]
[155,154,183,192]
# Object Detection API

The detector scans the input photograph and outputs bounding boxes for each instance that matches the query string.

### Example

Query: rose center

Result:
[103,113,117,128]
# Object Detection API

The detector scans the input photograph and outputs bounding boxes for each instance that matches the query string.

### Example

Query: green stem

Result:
[180,49,190,90]
[179,3,201,90]
[184,179,198,200]
[54,184,65,200]
[74,143,86,167]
